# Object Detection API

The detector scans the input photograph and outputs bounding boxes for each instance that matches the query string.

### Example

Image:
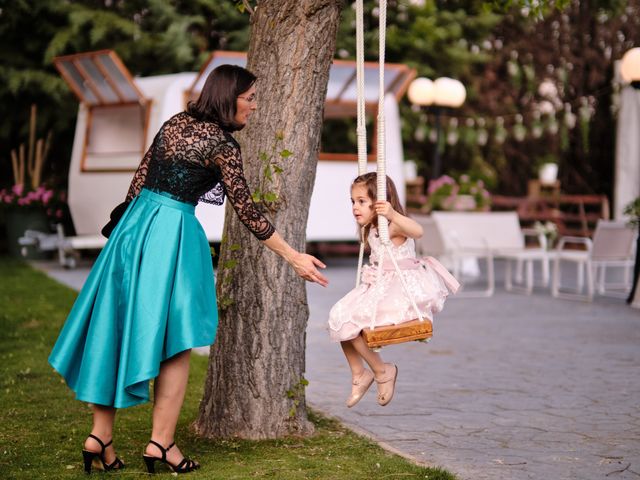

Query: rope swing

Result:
[354,0,435,349]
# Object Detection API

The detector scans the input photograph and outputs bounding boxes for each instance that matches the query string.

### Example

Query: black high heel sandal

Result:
[143,439,200,474]
[82,434,125,474]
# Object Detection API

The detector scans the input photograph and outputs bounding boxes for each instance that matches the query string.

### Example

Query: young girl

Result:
[328,172,458,407]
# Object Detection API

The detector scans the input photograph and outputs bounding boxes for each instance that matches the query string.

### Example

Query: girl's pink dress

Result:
[328,228,459,342]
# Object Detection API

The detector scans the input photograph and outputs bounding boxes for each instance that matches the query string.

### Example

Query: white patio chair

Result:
[500,228,550,295]
[551,220,637,301]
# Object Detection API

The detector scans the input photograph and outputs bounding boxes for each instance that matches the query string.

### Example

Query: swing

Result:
[352,0,453,349]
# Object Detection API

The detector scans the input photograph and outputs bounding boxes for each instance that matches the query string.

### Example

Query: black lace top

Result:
[126,111,275,241]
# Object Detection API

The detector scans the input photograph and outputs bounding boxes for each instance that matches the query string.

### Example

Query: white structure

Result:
[54,50,415,249]
[615,49,640,220]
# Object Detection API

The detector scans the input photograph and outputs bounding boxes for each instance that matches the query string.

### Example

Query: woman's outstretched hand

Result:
[262,231,329,286]
[291,252,328,287]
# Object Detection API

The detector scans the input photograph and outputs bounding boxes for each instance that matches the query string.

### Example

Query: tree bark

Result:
[195,0,343,439]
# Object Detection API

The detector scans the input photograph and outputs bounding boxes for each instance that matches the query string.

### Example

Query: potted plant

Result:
[426,174,491,212]
[536,154,559,185]
[1,105,64,258]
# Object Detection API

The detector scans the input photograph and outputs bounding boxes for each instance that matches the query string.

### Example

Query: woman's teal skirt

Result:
[48,189,218,408]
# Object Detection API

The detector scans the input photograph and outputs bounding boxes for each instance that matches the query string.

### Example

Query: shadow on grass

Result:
[0,257,455,479]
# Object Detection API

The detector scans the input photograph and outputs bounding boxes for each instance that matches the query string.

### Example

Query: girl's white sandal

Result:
[346,369,375,408]
[375,364,398,406]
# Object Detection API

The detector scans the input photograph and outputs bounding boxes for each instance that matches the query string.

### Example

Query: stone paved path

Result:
[305,259,640,480]
[36,258,640,479]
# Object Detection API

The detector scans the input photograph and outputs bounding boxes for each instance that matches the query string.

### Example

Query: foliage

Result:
[0,0,251,188]
[2,0,636,200]
[335,0,501,183]
[285,376,310,421]
[426,174,491,212]
[333,0,640,198]
[0,258,456,480]
[251,131,289,212]
[533,220,559,249]
[461,0,640,196]
[623,197,640,228]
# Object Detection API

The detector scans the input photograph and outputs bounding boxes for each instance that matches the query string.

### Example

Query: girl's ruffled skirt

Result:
[328,257,458,342]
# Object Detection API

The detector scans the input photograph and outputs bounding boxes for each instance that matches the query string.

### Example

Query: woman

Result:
[49,64,328,475]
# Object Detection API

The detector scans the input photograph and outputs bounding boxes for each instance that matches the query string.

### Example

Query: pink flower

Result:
[42,190,54,205]
[427,175,456,194]
[12,184,24,196]
[55,209,63,218]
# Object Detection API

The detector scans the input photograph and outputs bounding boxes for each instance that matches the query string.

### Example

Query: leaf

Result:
[258,151,268,162]
[223,259,238,269]
[275,130,284,141]
[263,192,278,203]
[220,297,234,308]
[251,190,262,203]
[263,164,272,181]
[273,165,284,174]
[280,149,293,158]
[229,244,241,251]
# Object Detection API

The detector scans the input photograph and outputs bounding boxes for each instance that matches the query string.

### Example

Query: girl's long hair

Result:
[352,172,404,244]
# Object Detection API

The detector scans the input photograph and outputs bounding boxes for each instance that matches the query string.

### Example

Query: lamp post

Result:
[408,76,466,179]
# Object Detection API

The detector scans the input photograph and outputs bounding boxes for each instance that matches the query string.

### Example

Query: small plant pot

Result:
[4,209,50,259]
[538,163,558,185]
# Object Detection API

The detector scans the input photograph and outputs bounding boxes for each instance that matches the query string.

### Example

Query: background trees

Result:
[3,0,639,198]
[0,0,251,191]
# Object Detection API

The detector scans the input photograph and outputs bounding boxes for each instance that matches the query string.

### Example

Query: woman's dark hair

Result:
[352,172,405,244]
[187,64,256,131]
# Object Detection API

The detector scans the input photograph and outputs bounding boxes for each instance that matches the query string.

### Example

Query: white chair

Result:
[411,215,495,298]
[551,220,637,301]
[500,228,550,295]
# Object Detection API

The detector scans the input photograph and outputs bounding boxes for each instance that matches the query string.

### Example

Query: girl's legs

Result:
[145,349,196,466]
[340,340,367,377]
[348,335,386,376]
[84,405,118,464]
[341,340,374,407]
[349,335,397,406]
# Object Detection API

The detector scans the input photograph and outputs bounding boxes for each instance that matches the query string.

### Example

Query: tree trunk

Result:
[195,0,343,439]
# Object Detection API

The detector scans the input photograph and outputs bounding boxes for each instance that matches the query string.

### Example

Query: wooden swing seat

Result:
[361,319,433,349]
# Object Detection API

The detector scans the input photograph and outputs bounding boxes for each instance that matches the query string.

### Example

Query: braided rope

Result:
[355,0,367,177]
[355,0,367,287]
[376,0,389,245]
[354,0,424,328]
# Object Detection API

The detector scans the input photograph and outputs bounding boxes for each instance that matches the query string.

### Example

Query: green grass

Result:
[0,258,456,480]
